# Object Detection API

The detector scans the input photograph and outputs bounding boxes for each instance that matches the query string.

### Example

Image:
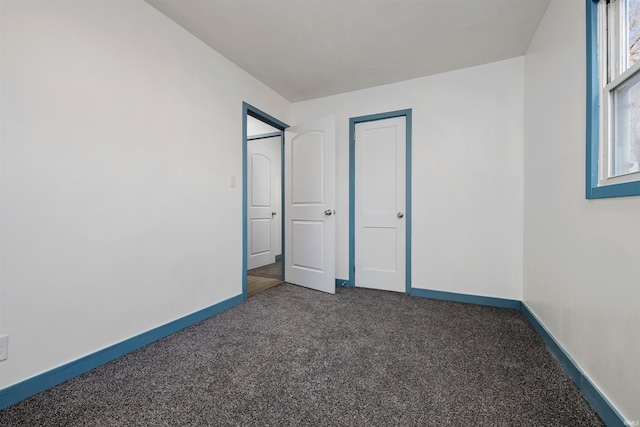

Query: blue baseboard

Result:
[0,287,628,426]
[0,293,244,411]
[410,287,522,310]
[275,254,282,261]
[335,278,352,288]
[411,288,625,426]
[521,304,626,427]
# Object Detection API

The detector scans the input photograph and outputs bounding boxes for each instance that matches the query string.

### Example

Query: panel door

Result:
[284,117,336,294]
[355,116,406,292]
[247,137,280,270]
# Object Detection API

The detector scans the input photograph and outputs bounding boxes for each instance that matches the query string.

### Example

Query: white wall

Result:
[524,0,640,422]
[0,0,290,388]
[293,58,524,300]
[247,116,280,138]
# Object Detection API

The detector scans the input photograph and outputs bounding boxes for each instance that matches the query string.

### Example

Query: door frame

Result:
[349,109,412,293]
[242,102,288,299]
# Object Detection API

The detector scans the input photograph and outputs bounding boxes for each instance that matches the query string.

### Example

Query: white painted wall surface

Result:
[247,116,280,138]
[0,0,290,388]
[293,58,524,300]
[524,0,640,422]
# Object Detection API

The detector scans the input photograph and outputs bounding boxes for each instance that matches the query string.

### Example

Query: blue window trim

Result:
[586,0,640,198]
[348,109,412,293]
[242,102,288,299]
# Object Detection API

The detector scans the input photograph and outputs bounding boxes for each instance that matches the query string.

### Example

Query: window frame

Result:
[586,0,640,198]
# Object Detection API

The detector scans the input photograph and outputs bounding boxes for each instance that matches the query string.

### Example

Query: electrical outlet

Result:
[0,334,8,361]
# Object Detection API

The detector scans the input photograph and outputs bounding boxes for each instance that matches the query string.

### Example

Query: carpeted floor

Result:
[0,284,604,426]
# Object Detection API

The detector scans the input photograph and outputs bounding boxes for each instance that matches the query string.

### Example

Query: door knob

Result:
[397,212,404,218]
[272,212,277,216]
[324,209,333,216]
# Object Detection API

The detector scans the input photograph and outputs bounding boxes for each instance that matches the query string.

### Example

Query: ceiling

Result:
[146,0,550,102]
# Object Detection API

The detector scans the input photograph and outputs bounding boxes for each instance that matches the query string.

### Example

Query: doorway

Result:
[349,110,412,293]
[243,103,288,298]
[242,105,337,297]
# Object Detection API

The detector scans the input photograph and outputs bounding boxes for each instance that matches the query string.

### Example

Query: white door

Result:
[247,136,281,270]
[355,116,406,292]
[284,117,336,294]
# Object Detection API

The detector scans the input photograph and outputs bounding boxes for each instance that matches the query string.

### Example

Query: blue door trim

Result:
[349,109,412,292]
[242,102,288,299]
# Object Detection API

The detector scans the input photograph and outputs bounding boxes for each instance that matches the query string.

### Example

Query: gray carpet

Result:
[0,284,604,426]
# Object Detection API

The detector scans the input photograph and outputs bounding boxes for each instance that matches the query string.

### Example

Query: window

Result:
[587,0,640,198]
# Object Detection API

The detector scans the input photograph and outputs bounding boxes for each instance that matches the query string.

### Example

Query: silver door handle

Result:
[324,209,333,216]
[397,212,404,218]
